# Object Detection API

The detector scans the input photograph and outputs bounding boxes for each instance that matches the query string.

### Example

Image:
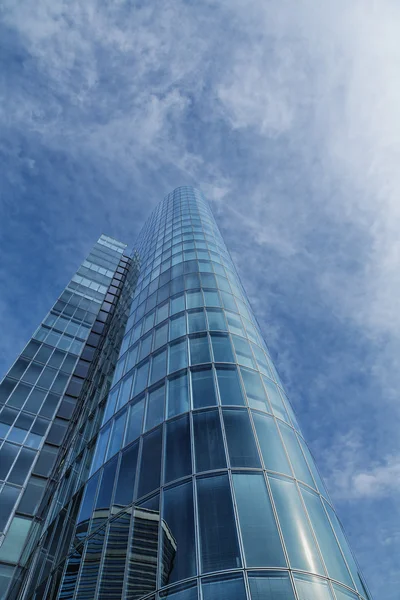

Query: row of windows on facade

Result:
[56,470,364,598]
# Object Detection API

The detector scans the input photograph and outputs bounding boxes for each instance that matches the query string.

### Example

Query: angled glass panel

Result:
[263,377,290,423]
[188,310,206,334]
[164,414,191,484]
[332,584,359,600]
[139,332,153,362]
[197,473,241,573]
[169,339,188,373]
[269,475,324,575]
[150,349,167,385]
[186,290,203,309]
[293,574,333,600]
[193,409,226,472]
[125,396,145,446]
[75,526,106,599]
[113,442,138,508]
[75,472,100,542]
[191,367,217,409]
[170,314,187,341]
[248,571,295,600]
[106,409,127,460]
[252,412,291,475]
[216,366,244,406]
[233,473,285,567]
[223,409,261,468]
[133,360,149,396]
[189,334,211,365]
[59,547,82,599]
[279,423,314,487]
[301,488,353,587]
[240,368,269,411]
[137,426,163,498]
[232,335,256,368]
[298,436,329,498]
[170,293,185,316]
[92,456,118,531]
[211,333,234,363]
[226,311,244,335]
[206,308,227,331]
[202,573,246,600]
[161,481,196,586]
[145,384,165,432]
[167,372,189,418]
[160,581,198,600]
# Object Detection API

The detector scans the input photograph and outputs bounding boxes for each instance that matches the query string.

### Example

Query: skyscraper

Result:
[0,187,371,600]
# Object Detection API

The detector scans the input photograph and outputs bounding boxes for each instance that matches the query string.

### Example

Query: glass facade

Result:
[0,188,371,600]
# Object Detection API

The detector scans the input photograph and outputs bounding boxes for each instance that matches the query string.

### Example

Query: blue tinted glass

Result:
[117,373,133,410]
[125,396,144,446]
[170,293,185,315]
[240,368,270,411]
[252,412,291,475]
[137,427,163,498]
[125,344,139,373]
[232,335,255,368]
[294,574,333,600]
[279,424,314,487]
[332,584,359,600]
[263,377,289,423]
[90,425,110,475]
[75,528,105,598]
[269,476,324,575]
[154,323,168,350]
[186,290,203,309]
[220,292,237,312]
[301,488,353,586]
[167,373,189,418]
[204,290,221,307]
[297,436,329,497]
[190,335,210,365]
[233,473,285,567]
[197,474,241,573]
[164,414,191,484]
[139,333,153,361]
[188,310,206,333]
[156,301,169,324]
[145,384,165,431]
[113,442,138,508]
[202,574,246,600]
[133,361,149,396]
[98,511,130,599]
[226,312,244,335]
[216,366,244,405]
[191,368,216,409]
[160,582,198,600]
[248,571,294,600]
[106,409,127,460]
[223,409,260,467]
[170,314,187,341]
[150,349,167,385]
[193,409,226,472]
[211,334,234,363]
[161,482,196,585]
[206,309,227,331]
[169,339,188,373]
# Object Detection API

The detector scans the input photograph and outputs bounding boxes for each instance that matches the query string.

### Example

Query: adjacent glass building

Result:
[0,187,371,600]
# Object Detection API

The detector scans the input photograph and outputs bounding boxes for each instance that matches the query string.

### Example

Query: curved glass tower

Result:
[3,187,371,600]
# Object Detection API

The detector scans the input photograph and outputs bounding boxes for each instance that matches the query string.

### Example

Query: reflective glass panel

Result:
[223,409,261,467]
[170,314,187,341]
[164,414,191,484]
[188,310,206,334]
[150,349,167,385]
[113,442,138,508]
[193,409,226,472]
[98,511,130,599]
[161,481,196,585]
[252,412,291,475]
[190,334,210,365]
[263,377,289,423]
[125,397,145,446]
[202,573,246,600]
[269,476,324,575]
[248,571,295,600]
[211,333,234,363]
[145,384,165,431]
[233,473,285,567]
[293,574,333,600]
[169,339,188,373]
[279,424,314,487]
[191,368,216,409]
[167,373,189,418]
[197,474,241,573]
[216,366,244,405]
[138,427,162,498]
[240,368,269,411]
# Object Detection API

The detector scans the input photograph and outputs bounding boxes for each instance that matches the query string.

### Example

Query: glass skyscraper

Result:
[0,187,371,600]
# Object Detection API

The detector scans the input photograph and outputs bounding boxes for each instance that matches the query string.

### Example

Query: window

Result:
[154,323,168,350]
[167,373,189,418]
[248,571,295,600]
[191,368,216,409]
[233,473,285,567]
[133,360,149,395]
[240,368,269,411]
[170,314,187,340]
[216,366,244,405]
[186,290,203,309]
[124,397,145,446]
[137,427,163,498]
[269,476,324,575]
[113,442,138,507]
[169,339,188,373]
[188,310,206,334]
[301,488,353,586]
[164,415,191,484]
[106,410,127,460]
[8,447,37,486]
[226,312,244,335]
[170,293,185,315]
[202,574,246,600]
[263,377,289,423]
[117,373,134,410]
[211,333,234,363]
[145,385,165,431]
[279,424,314,487]
[97,511,130,599]
[0,516,32,563]
[223,409,260,468]
[190,334,210,365]
[197,474,241,573]
[139,333,153,361]
[193,410,226,472]
[252,412,291,475]
[232,335,255,368]
[161,482,196,585]
[293,574,333,600]
[206,309,227,331]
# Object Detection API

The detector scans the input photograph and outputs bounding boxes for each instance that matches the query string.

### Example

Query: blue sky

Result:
[1,1,400,596]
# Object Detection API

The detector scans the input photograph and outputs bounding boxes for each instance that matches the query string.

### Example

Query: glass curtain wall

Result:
[19,188,371,600]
